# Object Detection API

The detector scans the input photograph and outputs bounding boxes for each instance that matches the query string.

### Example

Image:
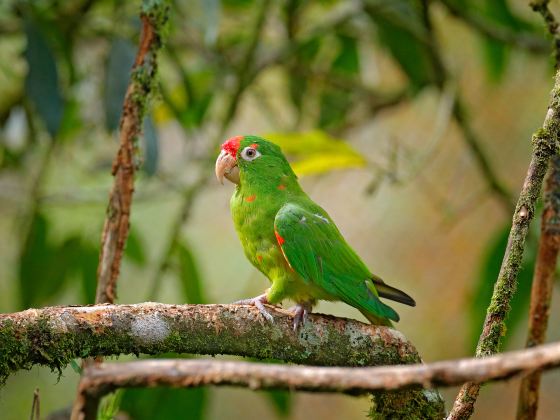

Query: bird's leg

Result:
[291,302,312,331]
[232,293,275,323]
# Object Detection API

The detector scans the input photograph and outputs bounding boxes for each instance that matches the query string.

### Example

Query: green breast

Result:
[231,188,286,279]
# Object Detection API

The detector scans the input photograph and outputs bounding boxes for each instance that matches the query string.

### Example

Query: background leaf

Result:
[176,240,206,304]
[104,38,136,132]
[365,0,435,89]
[262,390,292,418]
[318,34,360,129]
[121,387,206,420]
[23,17,64,137]
[265,130,367,176]
[142,116,159,177]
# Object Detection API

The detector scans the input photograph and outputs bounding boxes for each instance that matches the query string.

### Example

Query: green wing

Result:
[274,203,400,322]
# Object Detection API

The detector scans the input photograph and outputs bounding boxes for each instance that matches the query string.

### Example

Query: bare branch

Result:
[95,3,169,304]
[516,156,560,419]
[74,340,560,405]
[447,71,560,420]
[517,4,560,416]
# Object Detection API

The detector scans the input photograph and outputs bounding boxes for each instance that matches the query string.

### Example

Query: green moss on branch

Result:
[0,303,445,418]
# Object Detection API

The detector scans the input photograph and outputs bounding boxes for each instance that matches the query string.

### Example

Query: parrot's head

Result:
[215,135,296,186]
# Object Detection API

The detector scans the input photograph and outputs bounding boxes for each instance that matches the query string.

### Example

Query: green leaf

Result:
[104,38,136,132]
[121,387,206,420]
[98,390,124,420]
[142,116,159,176]
[70,359,83,374]
[23,17,64,137]
[262,390,293,417]
[332,34,359,75]
[469,223,537,350]
[318,34,359,128]
[288,37,321,114]
[79,242,99,305]
[125,227,147,265]
[366,0,434,89]
[19,213,60,308]
[176,241,206,304]
[264,130,367,176]
[479,0,518,82]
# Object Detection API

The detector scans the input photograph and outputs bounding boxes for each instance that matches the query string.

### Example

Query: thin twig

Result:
[95,4,168,304]
[447,71,560,420]
[530,0,560,68]
[439,0,549,54]
[74,340,560,410]
[29,388,40,420]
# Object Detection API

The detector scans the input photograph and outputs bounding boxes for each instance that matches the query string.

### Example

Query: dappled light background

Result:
[1,0,560,418]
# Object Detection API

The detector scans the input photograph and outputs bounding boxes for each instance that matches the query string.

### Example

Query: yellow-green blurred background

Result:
[1,0,560,418]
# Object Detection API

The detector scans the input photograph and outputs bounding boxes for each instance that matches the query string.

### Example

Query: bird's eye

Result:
[240,146,261,161]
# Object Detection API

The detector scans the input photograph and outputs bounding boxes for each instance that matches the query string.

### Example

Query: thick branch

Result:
[0,303,422,383]
[447,71,560,420]
[95,3,168,304]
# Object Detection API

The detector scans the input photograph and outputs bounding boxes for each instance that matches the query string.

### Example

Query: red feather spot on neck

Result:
[277,184,286,190]
[221,135,243,157]
[257,255,263,262]
[275,230,285,246]
[245,195,256,202]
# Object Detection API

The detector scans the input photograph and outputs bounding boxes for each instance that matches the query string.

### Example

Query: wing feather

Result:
[274,203,400,322]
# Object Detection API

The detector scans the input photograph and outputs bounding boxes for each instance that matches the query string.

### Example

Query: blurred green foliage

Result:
[0,0,554,418]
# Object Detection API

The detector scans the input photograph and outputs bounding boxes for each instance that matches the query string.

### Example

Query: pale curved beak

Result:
[215,149,240,185]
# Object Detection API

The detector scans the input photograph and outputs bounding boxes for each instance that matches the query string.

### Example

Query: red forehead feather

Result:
[221,135,244,156]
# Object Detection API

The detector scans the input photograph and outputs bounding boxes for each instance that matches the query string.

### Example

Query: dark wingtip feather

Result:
[370,278,416,307]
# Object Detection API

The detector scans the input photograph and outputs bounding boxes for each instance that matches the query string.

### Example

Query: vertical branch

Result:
[147,0,271,300]
[95,2,169,304]
[516,2,560,419]
[447,72,560,420]
[516,156,560,419]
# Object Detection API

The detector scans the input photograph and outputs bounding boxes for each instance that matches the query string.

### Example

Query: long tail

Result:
[370,275,416,307]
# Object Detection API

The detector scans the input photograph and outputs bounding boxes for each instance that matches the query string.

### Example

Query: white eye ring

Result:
[240,146,261,161]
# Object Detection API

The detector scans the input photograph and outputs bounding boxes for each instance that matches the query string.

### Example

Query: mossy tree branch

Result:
[517,155,560,419]
[0,303,445,419]
[447,71,560,420]
[95,0,169,304]
[516,4,560,419]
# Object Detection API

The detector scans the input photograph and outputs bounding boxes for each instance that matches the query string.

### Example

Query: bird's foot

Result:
[233,293,275,323]
[291,302,312,331]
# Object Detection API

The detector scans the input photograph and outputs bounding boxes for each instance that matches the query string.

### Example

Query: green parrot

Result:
[215,135,415,329]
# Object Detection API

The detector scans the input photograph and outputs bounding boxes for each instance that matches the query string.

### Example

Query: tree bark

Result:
[0,303,445,419]
[447,71,560,420]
